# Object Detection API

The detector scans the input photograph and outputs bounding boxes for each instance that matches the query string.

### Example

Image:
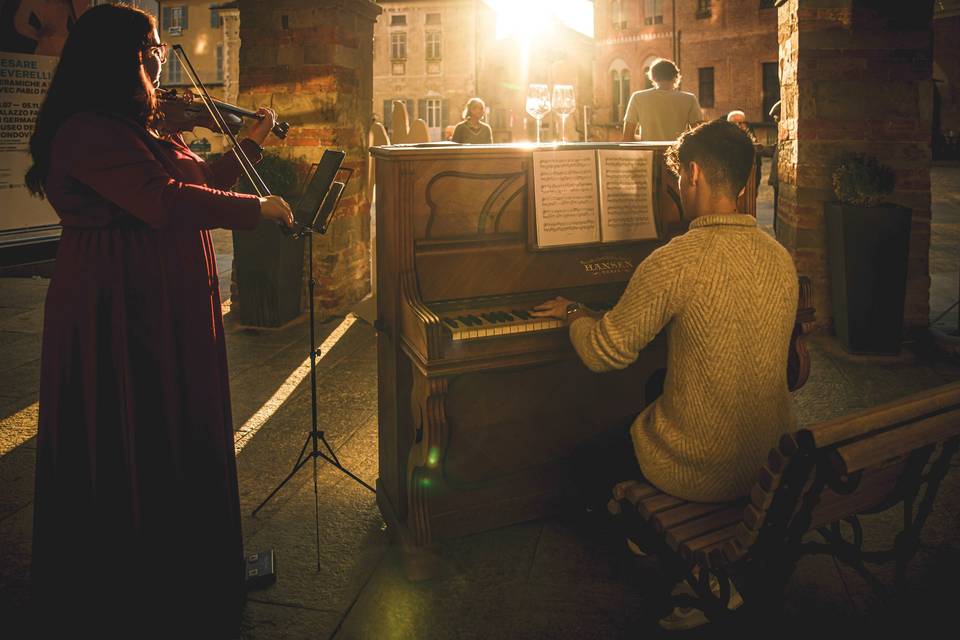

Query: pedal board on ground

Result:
[245,549,277,590]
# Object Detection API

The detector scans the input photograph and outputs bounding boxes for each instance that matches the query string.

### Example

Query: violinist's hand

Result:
[531,296,573,320]
[247,107,277,146]
[259,195,295,228]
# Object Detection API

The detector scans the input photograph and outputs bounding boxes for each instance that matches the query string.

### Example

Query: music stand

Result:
[252,151,374,570]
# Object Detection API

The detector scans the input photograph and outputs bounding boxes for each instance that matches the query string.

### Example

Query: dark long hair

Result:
[25,4,158,198]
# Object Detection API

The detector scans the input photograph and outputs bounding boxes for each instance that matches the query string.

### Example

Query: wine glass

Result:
[552,84,576,143]
[525,83,551,144]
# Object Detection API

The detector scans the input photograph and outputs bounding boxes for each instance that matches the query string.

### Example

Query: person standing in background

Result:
[621,59,702,142]
[452,97,493,144]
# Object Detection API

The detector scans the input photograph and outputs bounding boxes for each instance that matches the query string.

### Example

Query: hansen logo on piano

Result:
[580,256,635,277]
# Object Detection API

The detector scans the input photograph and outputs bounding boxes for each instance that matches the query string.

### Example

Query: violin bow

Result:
[171,44,270,197]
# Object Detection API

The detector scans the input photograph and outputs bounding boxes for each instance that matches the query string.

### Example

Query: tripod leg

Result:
[313,448,376,493]
[252,433,314,516]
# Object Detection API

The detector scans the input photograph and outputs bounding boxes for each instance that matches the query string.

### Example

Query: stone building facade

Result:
[373,0,489,141]
[593,0,780,140]
[238,0,381,319]
[154,0,234,153]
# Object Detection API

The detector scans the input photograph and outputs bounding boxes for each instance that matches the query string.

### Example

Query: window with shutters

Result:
[611,0,626,30]
[162,5,188,34]
[391,14,407,26]
[165,53,183,84]
[425,31,441,60]
[391,31,407,60]
[210,6,222,28]
[216,44,224,82]
[425,99,442,128]
[696,0,711,19]
[644,0,663,25]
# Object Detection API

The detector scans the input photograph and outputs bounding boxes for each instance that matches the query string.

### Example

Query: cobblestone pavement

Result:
[1,166,958,638]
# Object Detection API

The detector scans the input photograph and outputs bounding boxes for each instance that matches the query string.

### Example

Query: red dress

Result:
[32,111,261,637]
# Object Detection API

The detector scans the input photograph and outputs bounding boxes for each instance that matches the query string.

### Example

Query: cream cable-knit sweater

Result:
[570,214,799,502]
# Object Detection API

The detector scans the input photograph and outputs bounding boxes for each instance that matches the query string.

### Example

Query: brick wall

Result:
[777,0,934,333]
[238,0,381,320]
[934,14,960,137]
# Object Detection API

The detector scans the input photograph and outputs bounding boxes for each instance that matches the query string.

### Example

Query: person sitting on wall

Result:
[452,97,494,144]
[621,58,702,142]
[768,100,782,233]
[727,110,762,206]
[533,119,799,630]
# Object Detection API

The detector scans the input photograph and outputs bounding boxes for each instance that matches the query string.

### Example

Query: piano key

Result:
[443,317,459,329]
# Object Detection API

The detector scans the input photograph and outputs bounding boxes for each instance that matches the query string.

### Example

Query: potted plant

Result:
[227,152,308,327]
[825,153,911,354]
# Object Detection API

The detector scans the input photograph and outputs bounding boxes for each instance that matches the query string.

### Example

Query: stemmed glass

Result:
[525,83,551,144]
[552,84,576,143]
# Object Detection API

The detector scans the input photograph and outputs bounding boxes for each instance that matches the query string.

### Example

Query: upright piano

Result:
[371,141,708,575]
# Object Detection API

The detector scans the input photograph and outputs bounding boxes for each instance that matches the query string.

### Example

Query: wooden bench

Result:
[609,379,960,624]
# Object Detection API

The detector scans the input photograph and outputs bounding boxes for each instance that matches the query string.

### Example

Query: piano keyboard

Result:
[440,308,564,341]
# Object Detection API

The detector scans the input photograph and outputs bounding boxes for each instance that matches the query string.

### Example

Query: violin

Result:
[156,88,290,140]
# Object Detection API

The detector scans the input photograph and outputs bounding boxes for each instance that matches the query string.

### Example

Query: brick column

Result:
[238,0,382,320]
[777,0,934,332]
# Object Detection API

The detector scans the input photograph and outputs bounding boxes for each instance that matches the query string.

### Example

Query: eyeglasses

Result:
[144,42,169,63]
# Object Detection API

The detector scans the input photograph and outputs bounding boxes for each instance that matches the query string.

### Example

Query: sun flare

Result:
[483,0,594,40]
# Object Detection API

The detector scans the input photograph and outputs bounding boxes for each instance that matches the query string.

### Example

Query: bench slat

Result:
[665,506,744,551]
[836,412,958,474]
[611,480,660,506]
[679,523,742,561]
[750,483,775,512]
[806,381,960,449]
[637,493,687,519]
[650,501,735,533]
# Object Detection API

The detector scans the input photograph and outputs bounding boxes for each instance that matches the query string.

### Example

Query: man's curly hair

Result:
[665,119,757,201]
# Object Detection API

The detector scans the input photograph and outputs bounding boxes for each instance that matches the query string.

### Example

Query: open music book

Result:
[532,148,658,248]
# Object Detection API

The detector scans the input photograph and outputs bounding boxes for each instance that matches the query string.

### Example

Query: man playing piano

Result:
[532,118,799,630]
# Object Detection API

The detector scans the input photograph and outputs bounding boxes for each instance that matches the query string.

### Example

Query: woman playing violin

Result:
[25,5,291,637]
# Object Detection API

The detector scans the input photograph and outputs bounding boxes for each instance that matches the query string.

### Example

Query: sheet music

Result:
[598,149,658,242]
[532,150,601,248]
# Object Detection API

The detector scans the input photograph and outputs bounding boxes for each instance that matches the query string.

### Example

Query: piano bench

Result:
[607,380,960,627]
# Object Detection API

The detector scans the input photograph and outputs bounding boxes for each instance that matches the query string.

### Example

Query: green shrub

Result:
[831,153,895,207]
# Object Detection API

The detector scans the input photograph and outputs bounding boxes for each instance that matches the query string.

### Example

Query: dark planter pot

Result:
[825,201,912,355]
[232,220,304,327]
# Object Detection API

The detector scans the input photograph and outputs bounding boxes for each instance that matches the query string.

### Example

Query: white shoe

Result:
[658,575,743,631]
[626,538,647,557]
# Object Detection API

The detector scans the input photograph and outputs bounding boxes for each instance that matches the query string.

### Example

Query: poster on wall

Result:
[0,1,90,247]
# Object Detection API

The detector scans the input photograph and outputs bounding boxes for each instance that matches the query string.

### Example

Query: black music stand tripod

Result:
[251,167,375,569]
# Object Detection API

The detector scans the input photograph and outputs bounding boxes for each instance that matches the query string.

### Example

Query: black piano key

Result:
[467,314,484,325]
[495,311,513,322]
[511,309,531,320]
[458,315,477,326]
[442,317,459,329]
[481,313,499,324]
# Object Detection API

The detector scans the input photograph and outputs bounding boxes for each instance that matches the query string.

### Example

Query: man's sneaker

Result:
[658,605,710,632]
[658,575,743,631]
[626,537,647,557]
